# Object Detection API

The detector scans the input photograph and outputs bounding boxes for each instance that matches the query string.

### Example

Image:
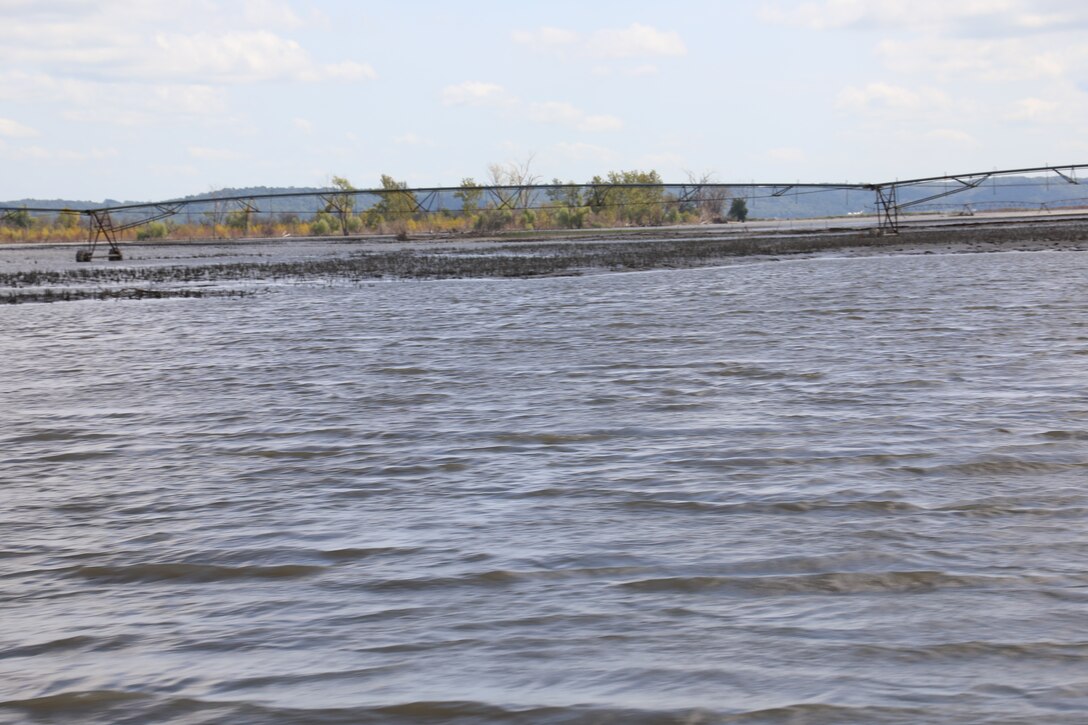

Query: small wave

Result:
[704,362,823,381]
[1037,430,1088,441]
[492,431,617,445]
[0,692,771,725]
[369,569,524,591]
[70,562,324,583]
[372,366,432,375]
[34,449,117,463]
[908,459,1088,476]
[620,570,1004,595]
[936,501,1088,518]
[6,429,114,445]
[723,702,931,722]
[622,498,923,515]
[330,486,396,499]
[0,690,147,715]
[2,635,100,659]
[851,640,1088,664]
[234,447,348,460]
[316,546,418,561]
[214,664,403,692]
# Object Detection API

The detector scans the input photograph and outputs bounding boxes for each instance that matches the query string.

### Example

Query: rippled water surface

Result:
[3,251,1088,724]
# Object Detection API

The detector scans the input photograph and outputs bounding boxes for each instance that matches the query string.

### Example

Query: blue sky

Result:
[2,0,1087,201]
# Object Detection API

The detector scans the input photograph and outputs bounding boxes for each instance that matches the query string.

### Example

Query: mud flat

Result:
[3,217,1088,303]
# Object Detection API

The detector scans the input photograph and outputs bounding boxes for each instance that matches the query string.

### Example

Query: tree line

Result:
[1,166,749,243]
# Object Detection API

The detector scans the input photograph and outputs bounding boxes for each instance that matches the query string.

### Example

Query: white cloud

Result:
[578,114,624,132]
[293,117,313,134]
[0,4,375,140]
[758,0,1088,35]
[3,144,118,162]
[925,128,980,146]
[441,81,511,106]
[836,82,953,113]
[1007,97,1060,121]
[513,23,685,59]
[511,26,579,49]
[243,0,304,29]
[554,141,617,163]
[0,71,90,105]
[592,23,686,58]
[323,62,377,81]
[639,152,686,168]
[527,101,623,132]
[146,31,360,83]
[148,162,200,178]
[595,63,661,77]
[767,147,808,162]
[877,37,1070,82]
[149,85,228,115]
[393,132,434,146]
[0,117,39,138]
[0,7,375,85]
[442,84,623,133]
[187,146,243,161]
[527,101,583,125]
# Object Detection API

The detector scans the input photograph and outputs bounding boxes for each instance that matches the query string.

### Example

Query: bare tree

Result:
[488,153,540,210]
[685,171,731,223]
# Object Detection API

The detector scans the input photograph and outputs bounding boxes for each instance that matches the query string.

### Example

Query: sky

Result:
[2,0,1087,202]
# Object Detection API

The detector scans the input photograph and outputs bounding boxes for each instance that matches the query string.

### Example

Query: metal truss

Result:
[4,164,1088,260]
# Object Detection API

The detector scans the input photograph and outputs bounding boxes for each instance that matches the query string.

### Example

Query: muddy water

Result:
[2,251,1088,724]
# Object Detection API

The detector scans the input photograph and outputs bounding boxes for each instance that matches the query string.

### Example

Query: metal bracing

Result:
[895,174,992,212]
[412,190,439,214]
[1052,167,1081,185]
[873,185,899,235]
[78,204,184,261]
[235,199,258,236]
[6,162,1088,258]
[84,210,121,261]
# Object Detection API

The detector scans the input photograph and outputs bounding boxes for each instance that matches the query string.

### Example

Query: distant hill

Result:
[744,176,1088,219]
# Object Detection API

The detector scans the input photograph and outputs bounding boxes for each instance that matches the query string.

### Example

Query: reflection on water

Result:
[2,251,1088,723]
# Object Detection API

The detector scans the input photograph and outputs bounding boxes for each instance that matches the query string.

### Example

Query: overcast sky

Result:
[2,0,1086,201]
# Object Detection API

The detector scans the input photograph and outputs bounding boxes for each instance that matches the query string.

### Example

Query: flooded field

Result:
[3,219,1088,303]
[2,245,1088,723]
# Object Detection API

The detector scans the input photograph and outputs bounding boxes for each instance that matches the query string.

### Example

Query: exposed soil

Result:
[3,217,1088,304]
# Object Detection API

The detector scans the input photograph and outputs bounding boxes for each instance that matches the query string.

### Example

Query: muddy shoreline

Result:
[4,217,1088,304]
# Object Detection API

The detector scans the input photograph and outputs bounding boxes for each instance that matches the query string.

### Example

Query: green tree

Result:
[728,197,749,222]
[455,177,483,215]
[136,221,169,240]
[370,175,418,238]
[547,178,587,229]
[225,210,250,233]
[56,208,81,229]
[309,217,332,236]
[324,175,357,236]
[2,207,33,229]
[591,170,666,226]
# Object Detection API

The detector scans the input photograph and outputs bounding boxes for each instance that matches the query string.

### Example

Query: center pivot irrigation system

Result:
[3,164,1087,262]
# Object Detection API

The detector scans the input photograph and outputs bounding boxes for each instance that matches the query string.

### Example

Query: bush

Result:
[136,221,169,240]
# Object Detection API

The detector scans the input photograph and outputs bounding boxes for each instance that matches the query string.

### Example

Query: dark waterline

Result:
[2,251,1088,723]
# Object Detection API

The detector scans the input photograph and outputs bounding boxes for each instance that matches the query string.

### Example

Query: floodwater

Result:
[2,250,1087,724]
